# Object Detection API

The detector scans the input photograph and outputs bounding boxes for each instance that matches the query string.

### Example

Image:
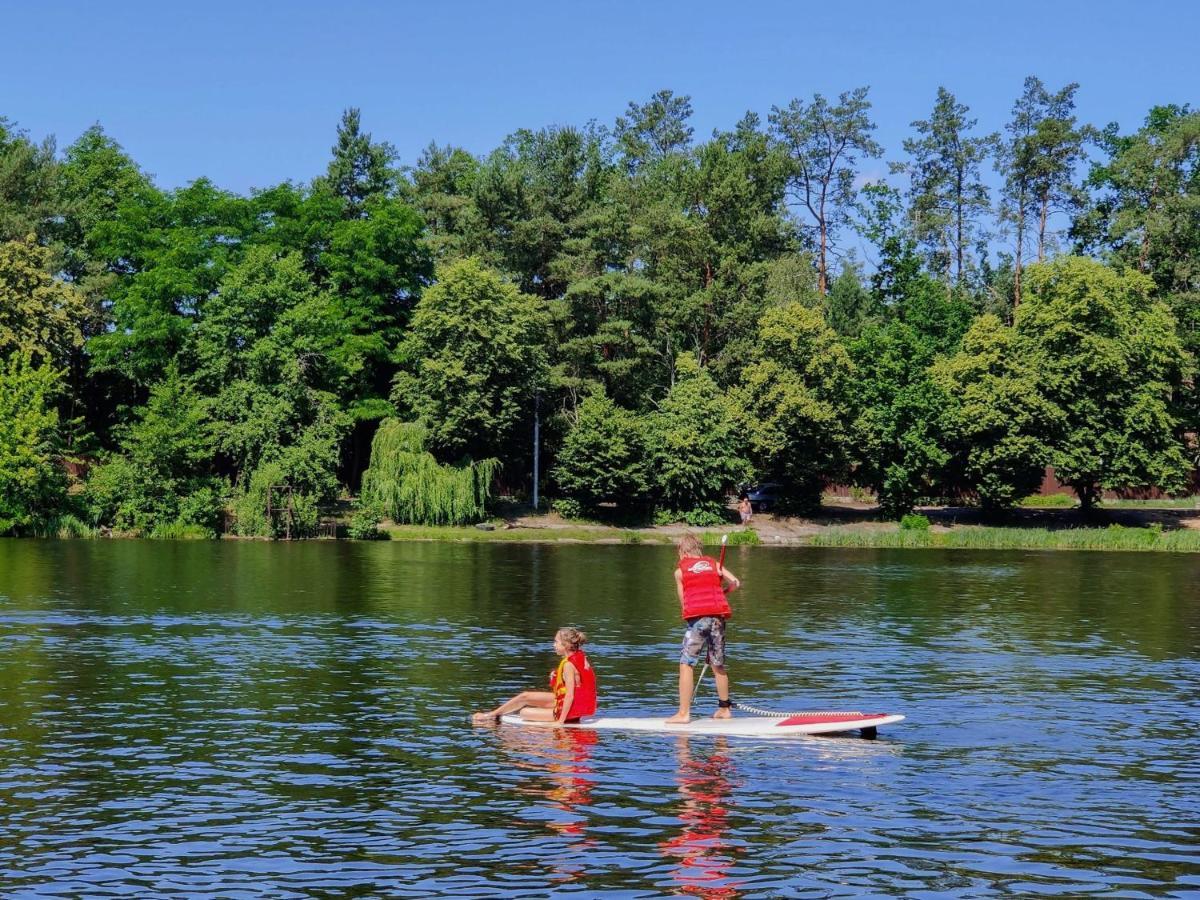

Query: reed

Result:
[807,523,1200,552]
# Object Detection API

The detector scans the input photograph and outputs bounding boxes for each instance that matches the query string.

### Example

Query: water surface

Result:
[1,540,1197,897]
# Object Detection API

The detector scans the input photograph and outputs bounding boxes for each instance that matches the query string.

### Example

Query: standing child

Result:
[666,534,741,724]
[472,627,598,725]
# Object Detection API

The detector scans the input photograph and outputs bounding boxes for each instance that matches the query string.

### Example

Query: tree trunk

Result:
[818,218,828,295]
[1037,191,1049,262]
[1013,188,1026,310]
[955,168,965,286]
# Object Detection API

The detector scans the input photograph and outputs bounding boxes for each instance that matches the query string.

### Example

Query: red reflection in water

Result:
[660,736,743,898]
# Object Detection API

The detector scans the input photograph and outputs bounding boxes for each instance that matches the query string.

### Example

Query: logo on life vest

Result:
[687,560,715,574]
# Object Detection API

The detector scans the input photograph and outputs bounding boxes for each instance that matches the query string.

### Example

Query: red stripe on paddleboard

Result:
[775,713,885,726]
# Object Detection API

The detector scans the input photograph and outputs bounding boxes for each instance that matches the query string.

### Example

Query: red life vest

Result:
[549,650,597,719]
[678,555,732,619]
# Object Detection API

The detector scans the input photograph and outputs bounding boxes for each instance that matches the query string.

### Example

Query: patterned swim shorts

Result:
[679,615,727,666]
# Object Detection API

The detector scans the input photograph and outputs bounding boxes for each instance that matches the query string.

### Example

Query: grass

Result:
[381,523,677,543]
[1019,493,1078,508]
[1019,494,1200,510]
[1099,497,1200,509]
[379,523,762,546]
[807,523,1200,552]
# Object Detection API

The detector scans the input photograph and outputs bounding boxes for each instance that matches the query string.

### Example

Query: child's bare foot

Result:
[712,708,733,719]
[664,712,691,724]
[470,712,499,725]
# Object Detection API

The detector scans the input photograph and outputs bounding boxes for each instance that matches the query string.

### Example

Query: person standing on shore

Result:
[665,534,741,724]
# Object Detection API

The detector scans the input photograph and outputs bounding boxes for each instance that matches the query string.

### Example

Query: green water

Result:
[1,539,1197,896]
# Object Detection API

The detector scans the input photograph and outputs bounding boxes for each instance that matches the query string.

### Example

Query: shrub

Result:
[683,506,727,527]
[899,513,931,531]
[348,506,386,540]
[552,497,584,520]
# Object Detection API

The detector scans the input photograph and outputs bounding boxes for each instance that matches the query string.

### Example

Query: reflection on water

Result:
[0,539,1197,896]
[660,736,741,899]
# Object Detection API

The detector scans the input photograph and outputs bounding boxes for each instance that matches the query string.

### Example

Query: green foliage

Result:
[646,354,749,514]
[196,246,350,484]
[0,237,89,366]
[933,314,1061,509]
[324,196,431,420]
[0,354,68,534]
[552,497,585,520]
[735,302,853,512]
[1018,256,1191,507]
[0,117,57,242]
[393,258,549,466]
[849,321,952,517]
[360,419,499,526]
[899,513,931,531]
[317,108,398,217]
[553,391,651,512]
[232,461,320,539]
[725,528,761,545]
[45,514,102,539]
[147,522,213,540]
[83,369,226,534]
[347,506,386,540]
[1019,493,1078,508]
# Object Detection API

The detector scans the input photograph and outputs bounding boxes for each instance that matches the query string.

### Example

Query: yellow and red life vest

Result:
[678,555,732,620]
[549,650,597,720]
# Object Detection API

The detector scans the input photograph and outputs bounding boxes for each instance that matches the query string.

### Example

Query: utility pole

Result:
[532,389,540,511]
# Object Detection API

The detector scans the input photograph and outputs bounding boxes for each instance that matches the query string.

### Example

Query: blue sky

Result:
[2,0,1196,194]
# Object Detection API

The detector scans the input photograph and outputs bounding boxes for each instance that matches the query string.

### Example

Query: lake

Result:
[0,539,1197,897]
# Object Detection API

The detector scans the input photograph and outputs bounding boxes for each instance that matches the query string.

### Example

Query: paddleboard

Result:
[499,711,904,738]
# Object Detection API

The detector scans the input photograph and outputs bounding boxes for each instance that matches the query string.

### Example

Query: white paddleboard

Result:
[499,711,904,737]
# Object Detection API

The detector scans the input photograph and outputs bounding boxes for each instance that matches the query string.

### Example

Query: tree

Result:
[770,88,882,294]
[553,391,651,513]
[849,321,952,517]
[0,354,67,534]
[895,87,997,285]
[86,178,253,388]
[932,314,1062,509]
[0,118,57,243]
[734,303,854,511]
[1076,106,1200,387]
[1017,256,1191,507]
[195,246,349,485]
[410,142,484,261]
[646,354,748,517]
[997,77,1089,306]
[392,258,550,466]
[0,236,88,366]
[84,366,224,534]
[323,196,432,421]
[317,108,397,218]
[615,90,694,174]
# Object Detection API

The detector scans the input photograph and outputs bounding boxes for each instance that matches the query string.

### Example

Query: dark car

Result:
[744,483,783,513]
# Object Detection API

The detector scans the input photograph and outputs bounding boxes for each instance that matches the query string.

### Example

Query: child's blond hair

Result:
[556,626,587,652]
[676,533,702,558]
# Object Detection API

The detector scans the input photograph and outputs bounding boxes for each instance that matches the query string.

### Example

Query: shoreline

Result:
[378,502,1200,552]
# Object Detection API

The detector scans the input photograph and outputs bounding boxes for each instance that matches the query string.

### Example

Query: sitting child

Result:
[471,627,597,725]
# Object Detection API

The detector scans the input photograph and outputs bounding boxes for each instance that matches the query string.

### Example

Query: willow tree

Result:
[360,419,499,526]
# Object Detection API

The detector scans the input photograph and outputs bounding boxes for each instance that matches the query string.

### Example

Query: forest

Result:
[1,79,1197,537]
